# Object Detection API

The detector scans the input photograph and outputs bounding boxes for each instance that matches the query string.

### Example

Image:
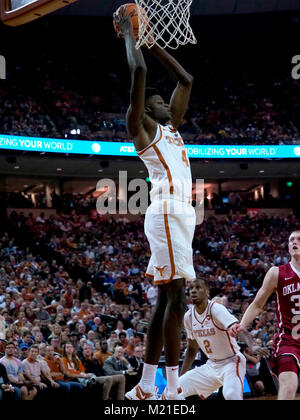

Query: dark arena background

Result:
[1,0,300,405]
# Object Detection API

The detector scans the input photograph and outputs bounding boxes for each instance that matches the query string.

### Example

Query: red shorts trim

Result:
[270,354,299,377]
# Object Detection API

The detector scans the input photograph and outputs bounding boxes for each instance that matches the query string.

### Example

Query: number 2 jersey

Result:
[184,300,240,361]
[137,123,192,204]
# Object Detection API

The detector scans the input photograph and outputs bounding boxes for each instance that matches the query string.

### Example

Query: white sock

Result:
[139,363,158,389]
[166,366,179,394]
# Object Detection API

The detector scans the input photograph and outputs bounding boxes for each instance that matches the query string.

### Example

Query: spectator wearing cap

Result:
[19,343,30,361]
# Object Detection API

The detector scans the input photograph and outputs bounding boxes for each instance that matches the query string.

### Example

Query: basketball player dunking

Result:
[230,230,300,400]
[176,278,267,401]
[113,7,196,400]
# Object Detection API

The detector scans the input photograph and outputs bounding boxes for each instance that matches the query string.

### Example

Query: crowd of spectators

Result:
[1,16,300,147]
[0,205,299,399]
[1,73,300,146]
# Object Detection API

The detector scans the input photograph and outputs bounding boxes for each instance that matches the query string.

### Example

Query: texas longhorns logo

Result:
[154,265,168,277]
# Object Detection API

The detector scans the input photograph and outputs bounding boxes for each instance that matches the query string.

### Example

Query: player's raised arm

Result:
[229,266,279,337]
[148,45,193,129]
[113,7,154,151]
[241,266,278,328]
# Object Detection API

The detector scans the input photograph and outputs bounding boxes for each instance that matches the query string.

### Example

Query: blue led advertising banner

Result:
[0,134,300,159]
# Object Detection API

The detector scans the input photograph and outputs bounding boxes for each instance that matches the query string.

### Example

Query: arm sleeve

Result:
[211,302,238,330]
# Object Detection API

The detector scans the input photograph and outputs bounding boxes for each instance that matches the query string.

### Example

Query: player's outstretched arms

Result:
[180,339,198,376]
[229,266,278,338]
[114,7,155,150]
[147,45,193,130]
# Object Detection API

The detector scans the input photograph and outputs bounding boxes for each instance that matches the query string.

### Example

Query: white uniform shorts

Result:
[144,199,196,286]
[179,353,246,400]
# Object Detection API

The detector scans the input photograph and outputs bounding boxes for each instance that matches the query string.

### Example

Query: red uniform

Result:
[270,262,300,375]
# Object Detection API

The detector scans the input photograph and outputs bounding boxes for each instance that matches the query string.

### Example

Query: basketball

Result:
[113,3,148,39]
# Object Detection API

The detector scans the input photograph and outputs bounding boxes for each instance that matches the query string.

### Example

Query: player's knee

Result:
[170,298,186,317]
[280,381,298,399]
[223,386,243,400]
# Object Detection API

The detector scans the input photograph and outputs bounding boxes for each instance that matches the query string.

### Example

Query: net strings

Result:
[135,0,197,50]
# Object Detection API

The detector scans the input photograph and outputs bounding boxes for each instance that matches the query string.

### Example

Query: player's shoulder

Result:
[268,265,280,273]
[184,307,193,324]
[210,300,227,314]
[265,265,280,283]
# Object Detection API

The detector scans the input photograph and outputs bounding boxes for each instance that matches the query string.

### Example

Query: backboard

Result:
[1,0,77,26]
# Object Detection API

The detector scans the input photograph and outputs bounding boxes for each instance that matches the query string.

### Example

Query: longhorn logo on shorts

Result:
[154,265,168,277]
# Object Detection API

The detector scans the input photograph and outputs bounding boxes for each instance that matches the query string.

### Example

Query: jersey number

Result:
[291,295,300,339]
[203,340,212,354]
[182,150,189,167]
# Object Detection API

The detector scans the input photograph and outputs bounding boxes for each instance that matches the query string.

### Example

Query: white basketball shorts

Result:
[144,199,196,285]
[179,353,246,400]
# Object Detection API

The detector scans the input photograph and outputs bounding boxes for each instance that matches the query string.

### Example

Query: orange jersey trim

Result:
[136,125,163,156]
[163,200,175,280]
[150,201,176,286]
[153,144,174,195]
[236,356,244,399]
[225,330,237,356]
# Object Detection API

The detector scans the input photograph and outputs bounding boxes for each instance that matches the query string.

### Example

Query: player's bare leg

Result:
[278,371,298,400]
[125,286,167,400]
[144,286,168,364]
[161,278,186,399]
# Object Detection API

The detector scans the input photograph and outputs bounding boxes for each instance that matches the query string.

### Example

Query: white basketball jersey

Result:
[184,301,240,361]
[137,124,192,203]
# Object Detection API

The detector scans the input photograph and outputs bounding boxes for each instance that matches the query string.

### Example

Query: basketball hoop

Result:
[1,0,77,26]
[134,0,197,50]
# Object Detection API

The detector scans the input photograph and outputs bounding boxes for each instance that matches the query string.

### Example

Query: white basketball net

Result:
[134,0,197,50]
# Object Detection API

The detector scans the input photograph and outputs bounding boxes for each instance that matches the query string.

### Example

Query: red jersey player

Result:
[230,230,300,399]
